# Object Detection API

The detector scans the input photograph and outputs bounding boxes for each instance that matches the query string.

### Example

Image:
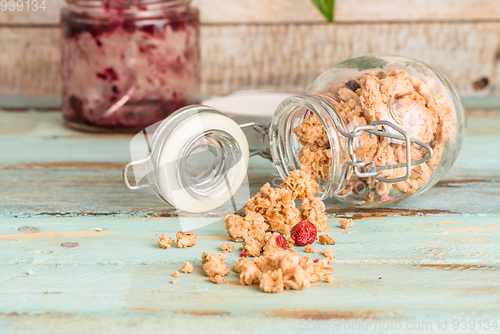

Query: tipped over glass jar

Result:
[124,55,467,212]
[61,0,200,132]
[271,55,466,207]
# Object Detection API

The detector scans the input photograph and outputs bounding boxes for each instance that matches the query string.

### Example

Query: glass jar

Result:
[61,0,200,132]
[123,55,467,212]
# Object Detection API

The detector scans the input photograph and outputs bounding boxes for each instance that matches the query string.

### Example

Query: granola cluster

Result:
[182,261,193,274]
[202,252,231,284]
[220,241,235,253]
[339,218,354,229]
[224,211,268,242]
[246,182,301,235]
[157,233,174,249]
[234,252,334,293]
[227,170,328,241]
[176,231,197,248]
[318,234,336,245]
[293,69,456,204]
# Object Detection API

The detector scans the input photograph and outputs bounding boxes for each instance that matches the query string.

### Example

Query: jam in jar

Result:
[61,0,200,132]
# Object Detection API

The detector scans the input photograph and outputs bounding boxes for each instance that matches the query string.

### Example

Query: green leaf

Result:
[311,0,335,23]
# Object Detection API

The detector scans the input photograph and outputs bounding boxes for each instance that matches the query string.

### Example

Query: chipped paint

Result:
[414,247,449,256]
[0,230,115,240]
[0,162,124,170]
[437,221,459,225]
[198,235,229,240]
[421,224,500,233]
[436,179,492,187]
[131,308,230,316]
[441,236,491,243]
[417,264,496,271]
[325,208,458,217]
[265,308,381,320]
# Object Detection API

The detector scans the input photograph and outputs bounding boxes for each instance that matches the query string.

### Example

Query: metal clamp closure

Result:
[340,120,434,184]
[240,122,273,162]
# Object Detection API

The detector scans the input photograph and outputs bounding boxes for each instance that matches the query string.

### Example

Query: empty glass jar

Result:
[124,55,467,211]
[61,0,200,132]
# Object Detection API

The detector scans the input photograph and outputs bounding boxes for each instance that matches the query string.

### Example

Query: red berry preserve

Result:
[61,0,201,132]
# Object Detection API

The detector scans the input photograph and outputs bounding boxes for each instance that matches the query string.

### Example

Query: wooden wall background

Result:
[1,0,500,101]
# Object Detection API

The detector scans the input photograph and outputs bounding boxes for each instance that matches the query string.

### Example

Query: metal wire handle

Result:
[338,120,434,186]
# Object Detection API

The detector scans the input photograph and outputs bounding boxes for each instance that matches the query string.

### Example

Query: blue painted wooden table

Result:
[0,104,499,333]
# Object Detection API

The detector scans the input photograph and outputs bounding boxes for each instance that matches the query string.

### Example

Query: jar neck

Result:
[269,94,347,199]
[65,0,192,17]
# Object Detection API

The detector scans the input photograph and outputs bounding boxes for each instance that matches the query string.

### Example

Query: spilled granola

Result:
[318,234,335,245]
[157,233,174,249]
[220,241,235,253]
[304,244,316,253]
[182,261,193,274]
[176,231,197,248]
[224,211,268,242]
[237,252,334,293]
[202,252,231,281]
[321,249,334,258]
[339,218,354,229]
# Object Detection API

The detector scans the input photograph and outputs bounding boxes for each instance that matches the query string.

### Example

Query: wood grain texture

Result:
[1,22,500,98]
[201,22,500,97]
[0,111,499,218]
[2,0,500,25]
[1,216,500,333]
[2,216,500,265]
[0,104,499,331]
[0,27,61,96]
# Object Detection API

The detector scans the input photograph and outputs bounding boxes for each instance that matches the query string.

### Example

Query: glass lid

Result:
[123,105,250,214]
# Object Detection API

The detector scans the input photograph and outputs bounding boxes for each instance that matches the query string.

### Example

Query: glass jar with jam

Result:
[61,0,200,132]
[123,55,467,212]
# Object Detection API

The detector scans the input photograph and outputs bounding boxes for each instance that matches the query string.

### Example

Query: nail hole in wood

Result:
[472,77,489,90]
[61,242,79,248]
[17,226,38,232]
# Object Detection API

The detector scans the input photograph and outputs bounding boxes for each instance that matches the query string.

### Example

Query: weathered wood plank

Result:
[2,22,500,97]
[0,96,61,110]
[1,216,500,265]
[0,27,61,96]
[2,0,500,25]
[2,310,500,334]
[0,111,499,217]
[0,215,499,333]
[1,168,500,218]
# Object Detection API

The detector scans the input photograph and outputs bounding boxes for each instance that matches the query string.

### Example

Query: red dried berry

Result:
[276,234,290,250]
[240,252,248,258]
[314,259,319,263]
[346,80,360,92]
[290,221,317,246]
[380,194,392,203]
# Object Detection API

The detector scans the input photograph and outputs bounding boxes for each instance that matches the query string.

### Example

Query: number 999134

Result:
[1,0,46,11]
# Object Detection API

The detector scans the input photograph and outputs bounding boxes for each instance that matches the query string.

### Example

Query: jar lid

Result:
[124,105,250,213]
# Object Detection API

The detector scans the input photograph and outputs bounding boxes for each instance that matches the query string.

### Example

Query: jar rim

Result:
[66,0,191,6]
[269,94,344,199]
[64,0,193,17]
